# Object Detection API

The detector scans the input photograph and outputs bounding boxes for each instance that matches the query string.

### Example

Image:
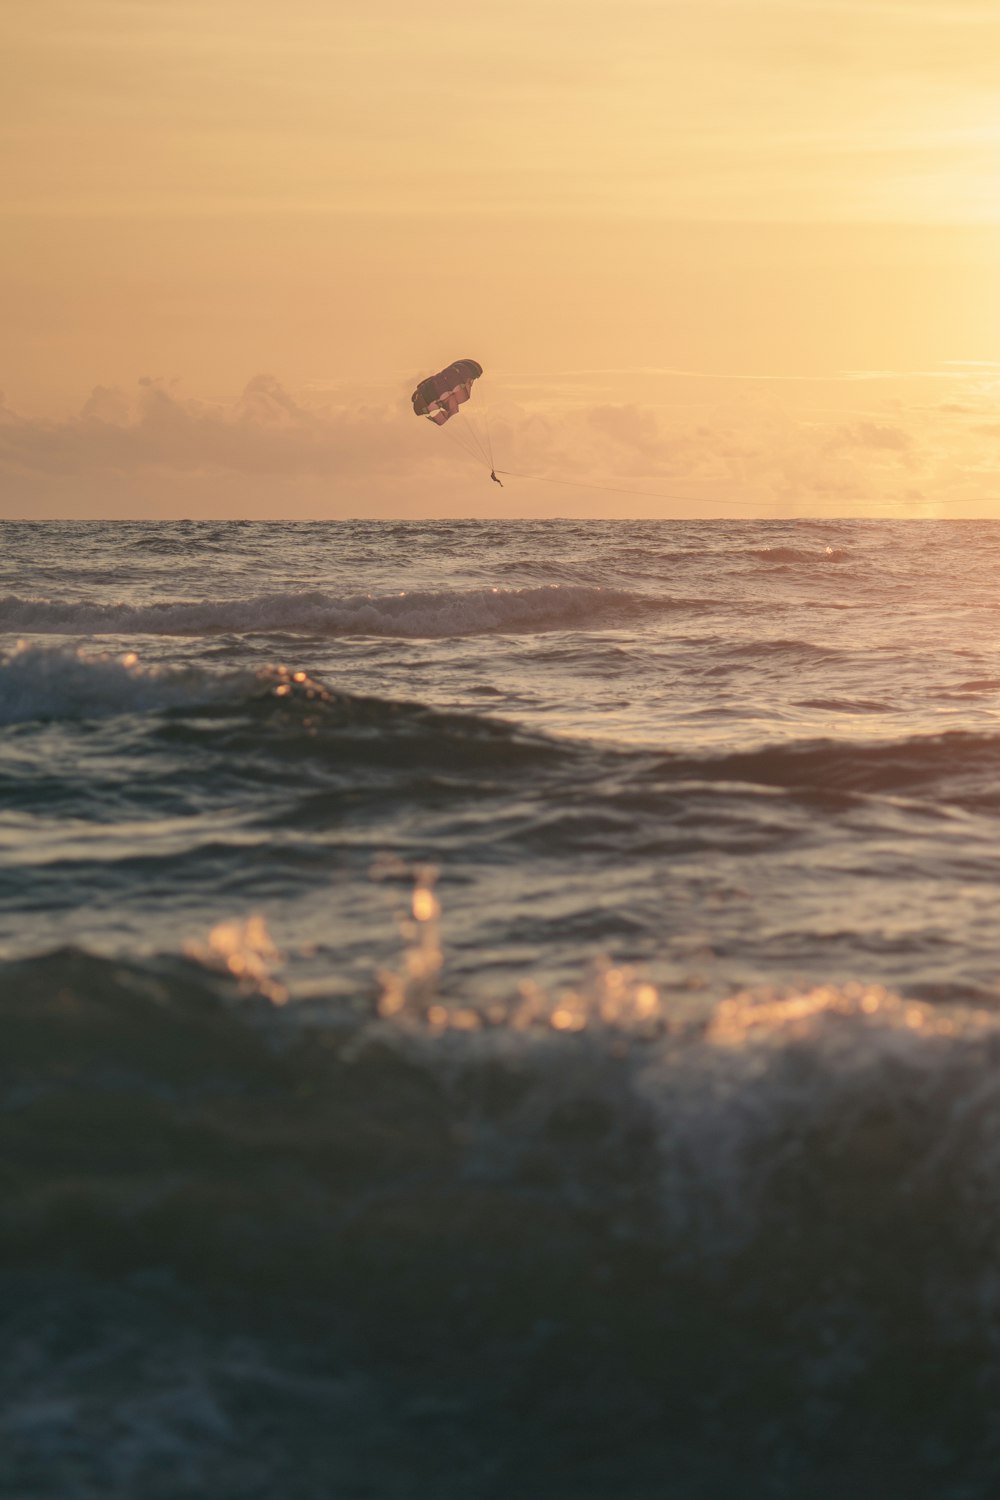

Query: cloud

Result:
[0,376,428,481]
[587,404,662,453]
[826,421,914,454]
[1,370,997,517]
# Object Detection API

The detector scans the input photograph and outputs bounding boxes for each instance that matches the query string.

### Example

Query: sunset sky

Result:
[3,0,1000,517]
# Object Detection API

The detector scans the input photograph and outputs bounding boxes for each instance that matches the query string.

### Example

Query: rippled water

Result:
[4,519,1000,1496]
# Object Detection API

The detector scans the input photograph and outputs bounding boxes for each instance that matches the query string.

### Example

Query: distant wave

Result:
[749,545,850,563]
[792,695,897,714]
[665,730,1000,802]
[0,583,677,640]
[719,636,843,662]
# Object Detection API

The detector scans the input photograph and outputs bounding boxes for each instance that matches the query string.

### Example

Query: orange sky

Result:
[3,0,1000,517]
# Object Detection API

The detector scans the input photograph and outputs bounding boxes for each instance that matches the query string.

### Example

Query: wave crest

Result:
[0,583,666,640]
[0,643,316,725]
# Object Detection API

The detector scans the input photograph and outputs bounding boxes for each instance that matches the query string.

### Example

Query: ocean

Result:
[3,517,1000,1496]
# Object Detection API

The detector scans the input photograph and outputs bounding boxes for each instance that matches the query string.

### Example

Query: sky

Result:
[2,0,1000,518]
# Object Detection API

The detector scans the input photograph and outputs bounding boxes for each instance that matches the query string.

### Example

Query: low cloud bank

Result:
[1,376,420,480]
[0,372,994,517]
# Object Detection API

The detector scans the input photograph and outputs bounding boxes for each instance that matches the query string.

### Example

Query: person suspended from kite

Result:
[412,359,502,482]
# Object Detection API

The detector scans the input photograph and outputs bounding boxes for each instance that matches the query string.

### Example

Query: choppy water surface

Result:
[4,519,1000,1497]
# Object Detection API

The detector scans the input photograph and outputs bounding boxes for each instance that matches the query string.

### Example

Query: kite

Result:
[411,359,484,426]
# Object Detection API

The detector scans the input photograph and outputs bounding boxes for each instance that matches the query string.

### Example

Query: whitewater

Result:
[4,517,1000,1497]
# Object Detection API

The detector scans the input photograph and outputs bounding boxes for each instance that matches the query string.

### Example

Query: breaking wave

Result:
[0,642,275,725]
[5,941,1000,1495]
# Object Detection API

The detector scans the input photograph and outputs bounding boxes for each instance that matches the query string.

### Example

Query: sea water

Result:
[3,518,1000,1496]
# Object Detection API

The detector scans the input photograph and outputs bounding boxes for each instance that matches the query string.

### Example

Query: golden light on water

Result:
[184,874,989,1049]
[186,913,289,1005]
[412,887,439,923]
[708,982,968,1046]
[375,897,671,1035]
[634,985,659,1017]
[551,1007,587,1033]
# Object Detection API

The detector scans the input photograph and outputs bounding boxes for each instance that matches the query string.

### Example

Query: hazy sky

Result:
[3,0,1000,517]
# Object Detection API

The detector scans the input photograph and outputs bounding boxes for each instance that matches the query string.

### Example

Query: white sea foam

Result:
[0,642,253,725]
[0,584,653,640]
